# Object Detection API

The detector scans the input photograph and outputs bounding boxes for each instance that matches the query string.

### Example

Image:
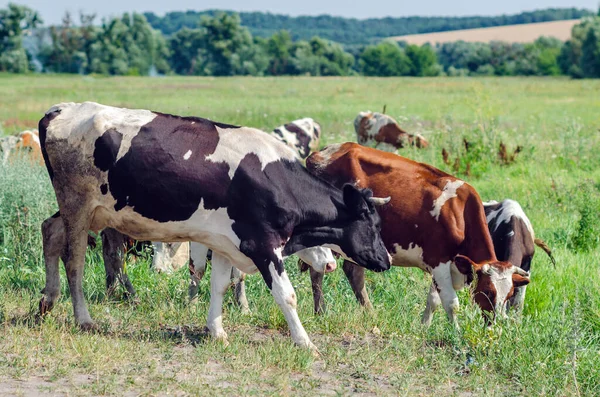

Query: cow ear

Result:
[512,273,530,288]
[343,184,368,213]
[454,254,476,275]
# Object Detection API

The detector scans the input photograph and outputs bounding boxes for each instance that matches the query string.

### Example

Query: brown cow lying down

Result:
[305,142,530,325]
[0,129,43,165]
[354,111,428,152]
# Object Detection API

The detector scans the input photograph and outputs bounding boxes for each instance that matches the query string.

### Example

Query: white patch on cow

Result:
[190,121,195,125]
[183,150,192,160]
[295,246,336,273]
[391,242,427,270]
[415,224,418,228]
[45,102,157,162]
[489,267,514,314]
[268,261,312,348]
[205,126,297,179]
[485,199,535,242]
[430,180,465,221]
[312,143,343,170]
[507,230,515,237]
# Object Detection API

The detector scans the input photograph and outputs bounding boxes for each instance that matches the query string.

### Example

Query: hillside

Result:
[143,8,593,45]
[391,19,581,45]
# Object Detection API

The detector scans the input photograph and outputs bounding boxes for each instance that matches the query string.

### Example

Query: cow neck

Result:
[283,174,352,255]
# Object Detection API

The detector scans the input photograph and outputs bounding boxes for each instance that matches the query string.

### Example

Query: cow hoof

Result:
[38,297,55,317]
[79,322,98,332]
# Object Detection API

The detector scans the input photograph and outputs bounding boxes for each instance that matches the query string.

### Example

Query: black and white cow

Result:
[38,102,391,350]
[272,118,321,160]
[483,199,555,312]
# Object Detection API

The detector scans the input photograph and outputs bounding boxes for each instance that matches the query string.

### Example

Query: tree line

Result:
[143,8,593,45]
[2,3,600,78]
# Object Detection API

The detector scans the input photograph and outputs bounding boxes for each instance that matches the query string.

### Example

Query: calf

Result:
[483,199,555,311]
[38,102,390,350]
[354,111,428,152]
[307,143,529,325]
[271,118,321,160]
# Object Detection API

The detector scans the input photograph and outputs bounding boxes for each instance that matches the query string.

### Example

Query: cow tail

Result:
[534,238,557,268]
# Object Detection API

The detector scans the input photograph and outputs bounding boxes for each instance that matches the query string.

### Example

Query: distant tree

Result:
[266,30,293,75]
[558,17,600,78]
[581,24,600,77]
[359,41,412,76]
[405,44,439,76]
[0,3,42,72]
[199,13,254,76]
[168,28,206,75]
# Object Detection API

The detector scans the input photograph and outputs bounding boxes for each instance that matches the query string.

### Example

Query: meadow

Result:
[0,74,599,396]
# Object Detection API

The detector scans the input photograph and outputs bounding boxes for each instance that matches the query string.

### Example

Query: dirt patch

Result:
[0,375,93,396]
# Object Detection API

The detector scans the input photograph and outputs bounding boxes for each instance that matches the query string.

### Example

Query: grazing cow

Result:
[38,102,390,350]
[354,111,428,152]
[483,199,555,312]
[306,143,530,325]
[271,118,321,160]
[0,129,43,165]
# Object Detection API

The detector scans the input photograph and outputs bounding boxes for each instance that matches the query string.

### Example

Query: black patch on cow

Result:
[284,123,312,159]
[100,184,108,195]
[51,211,60,218]
[38,108,62,181]
[94,129,123,172]
[103,112,231,220]
[272,128,284,138]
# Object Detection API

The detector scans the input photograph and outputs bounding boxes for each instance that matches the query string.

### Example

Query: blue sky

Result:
[2,0,598,25]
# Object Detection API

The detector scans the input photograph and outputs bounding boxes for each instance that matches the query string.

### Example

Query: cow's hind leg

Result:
[206,253,233,342]
[188,242,209,303]
[231,268,250,314]
[61,207,94,329]
[101,229,135,299]
[421,281,441,326]
[39,212,65,316]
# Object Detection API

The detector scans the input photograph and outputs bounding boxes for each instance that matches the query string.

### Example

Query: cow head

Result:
[454,255,530,322]
[296,246,337,273]
[333,184,391,272]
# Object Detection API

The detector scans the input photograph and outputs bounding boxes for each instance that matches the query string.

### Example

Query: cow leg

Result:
[39,213,65,316]
[188,242,209,303]
[63,223,94,328]
[231,268,250,314]
[342,261,373,309]
[101,229,135,299]
[421,281,441,326]
[266,250,314,350]
[308,267,326,314]
[431,263,460,326]
[206,253,233,342]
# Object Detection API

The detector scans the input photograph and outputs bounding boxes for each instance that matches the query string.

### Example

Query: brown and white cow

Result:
[0,129,43,165]
[271,118,321,160]
[306,143,530,325]
[483,199,555,312]
[354,112,428,152]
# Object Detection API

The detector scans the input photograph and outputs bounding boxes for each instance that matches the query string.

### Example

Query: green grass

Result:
[0,74,599,396]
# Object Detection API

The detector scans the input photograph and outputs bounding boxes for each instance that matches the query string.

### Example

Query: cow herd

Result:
[2,102,554,352]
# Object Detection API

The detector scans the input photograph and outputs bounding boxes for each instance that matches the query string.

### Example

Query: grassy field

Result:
[0,74,599,396]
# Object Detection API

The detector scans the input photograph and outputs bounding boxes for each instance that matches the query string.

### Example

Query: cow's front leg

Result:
[266,251,316,351]
[421,281,441,326]
[206,253,233,343]
[431,262,460,326]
